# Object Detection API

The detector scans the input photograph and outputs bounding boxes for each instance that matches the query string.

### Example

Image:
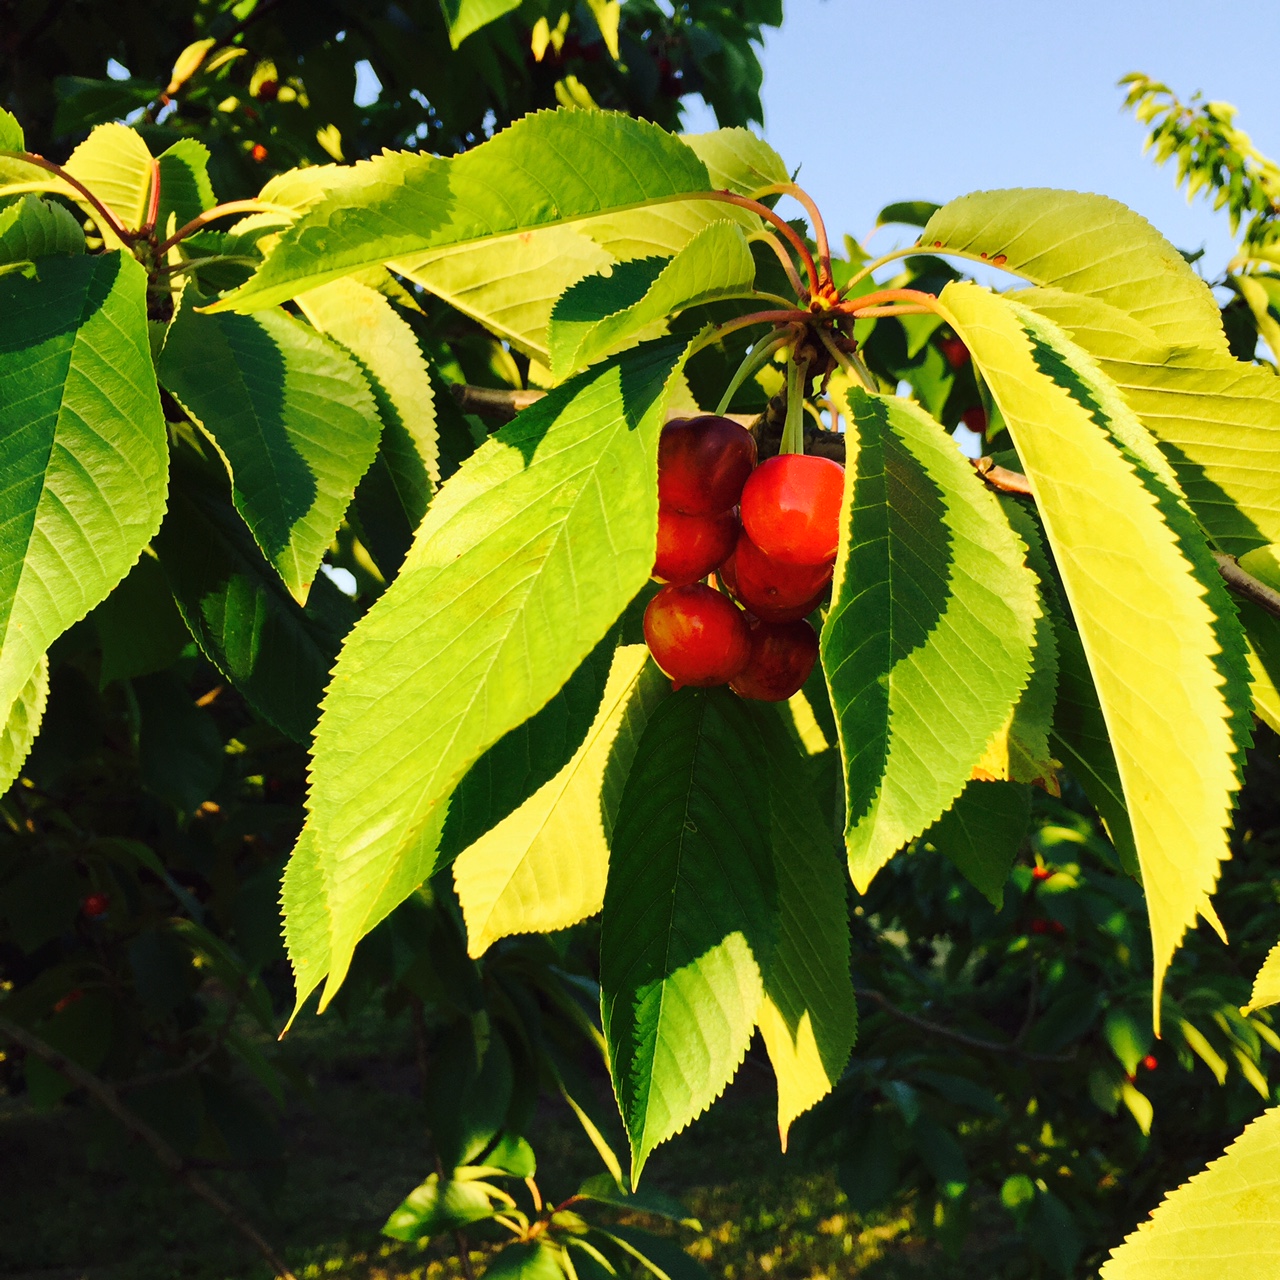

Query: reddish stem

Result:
[750,182,832,287]
[155,199,287,256]
[690,190,820,296]
[2,151,133,243]
[142,157,162,237]
[748,230,807,300]
[837,287,940,313]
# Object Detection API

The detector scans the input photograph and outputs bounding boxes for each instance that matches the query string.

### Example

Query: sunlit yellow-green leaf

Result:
[0,655,48,798]
[1101,1106,1280,1279]
[941,282,1252,1025]
[1243,942,1280,1016]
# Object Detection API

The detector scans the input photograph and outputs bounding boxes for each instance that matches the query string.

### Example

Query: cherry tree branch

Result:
[0,1014,298,1280]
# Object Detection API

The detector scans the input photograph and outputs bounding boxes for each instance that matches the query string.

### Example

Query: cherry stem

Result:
[780,354,809,455]
[715,331,791,415]
[838,245,922,297]
[747,230,807,300]
[817,328,876,394]
[691,308,811,356]
[837,286,941,314]
[750,182,832,287]
[2,151,133,244]
[851,304,934,318]
[141,157,162,236]
[155,199,292,256]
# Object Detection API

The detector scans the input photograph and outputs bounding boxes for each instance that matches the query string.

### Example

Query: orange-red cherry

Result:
[82,893,109,919]
[730,618,819,702]
[643,584,751,688]
[723,528,832,620]
[653,508,738,585]
[740,454,844,566]
[657,415,757,516]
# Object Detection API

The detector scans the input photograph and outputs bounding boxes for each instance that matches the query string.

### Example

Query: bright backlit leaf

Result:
[0,656,48,798]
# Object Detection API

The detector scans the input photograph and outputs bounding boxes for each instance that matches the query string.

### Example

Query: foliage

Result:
[7,21,1280,1280]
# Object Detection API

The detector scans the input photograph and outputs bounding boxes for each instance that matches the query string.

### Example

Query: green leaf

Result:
[877,200,941,229]
[382,1170,507,1242]
[289,337,690,1012]
[391,128,782,361]
[549,220,756,380]
[155,139,215,238]
[941,281,1253,1020]
[597,1226,708,1280]
[438,0,521,48]
[0,106,24,151]
[453,646,668,957]
[0,196,84,264]
[0,655,48,798]
[485,1242,565,1280]
[578,1172,700,1228]
[0,252,167,721]
[1243,941,1280,1015]
[158,292,382,603]
[822,387,1039,890]
[63,123,155,245]
[91,553,190,686]
[751,705,856,1147]
[1100,1106,1280,1279]
[297,275,440,528]
[209,110,714,313]
[922,189,1229,354]
[1013,286,1280,554]
[1236,546,1280,733]
[600,687,777,1182]
[924,780,1032,907]
[154,466,350,743]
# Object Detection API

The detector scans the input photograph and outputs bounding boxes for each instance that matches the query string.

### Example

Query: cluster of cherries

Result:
[643,415,844,702]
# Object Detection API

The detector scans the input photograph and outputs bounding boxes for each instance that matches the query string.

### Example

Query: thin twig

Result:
[0,1014,298,1280]
[972,456,1033,496]
[853,988,1077,1064]
[1213,551,1280,620]
[1,152,132,242]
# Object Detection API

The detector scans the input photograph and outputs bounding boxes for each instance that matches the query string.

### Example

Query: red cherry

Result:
[82,893,109,919]
[939,335,970,369]
[1031,865,1051,881]
[653,508,738,585]
[740,454,844,566]
[658,416,757,516]
[643,584,750,689]
[1050,920,1066,936]
[251,143,268,163]
[730,618,819,702]
[1029,918,1050,935]
[961,405,987,434]
[1141,1054,1158,1071]
[54,988,84,1014]
[724,528,832,620]
[256,78,279,101]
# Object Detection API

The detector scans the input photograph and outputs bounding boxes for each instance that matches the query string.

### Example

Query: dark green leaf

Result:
[923,780,1031,907]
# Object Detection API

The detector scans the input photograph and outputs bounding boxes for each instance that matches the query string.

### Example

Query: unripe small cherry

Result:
[644,584,751,689]
[725,527,833,619]
[939,335,970,369]
[653,508,738,585]
[1031,864,1051,881]
[657,416,757,516]
[82,893,109,919]
[730,618,819,702]
[1141,1054,1158,1071]
[740,454,844,566]
[251,143,268,163]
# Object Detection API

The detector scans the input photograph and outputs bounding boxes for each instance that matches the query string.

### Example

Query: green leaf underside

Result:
[822,387,1039,891]
[925,780,1032,907]
[209,110,715,314]
[601,687,777,1183]
[549,220,756,379]
[155,472,345,743]
[485,1242,563,1280]
[0,107,23,150]
[0,252,167,718]
[1013,285,1280,555]
[1100,1106,1280,1279]
[753,704,857,1147]
[155,138,215,240]
[382,1171,504,1241]
[921,188,1229,355]
[454,646,669,957]
[287,337,691,1015]
[389,127,783,361]
[941,282,1252,1020]
[438,0,521,49]
[159,295,382,603]
[296,276,440,516]
[0,196,84,263]
[0,655,48,797]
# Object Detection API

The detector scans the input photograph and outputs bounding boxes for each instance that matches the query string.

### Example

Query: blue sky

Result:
[685,0,1280,278]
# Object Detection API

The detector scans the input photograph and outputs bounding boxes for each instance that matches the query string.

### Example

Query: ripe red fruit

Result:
[730,618,819,701]
[251,143,268,163]
[643,584,751,689]
[82,893,109,919]
[1141,1054,1158,1072]
[1029,918,1050,935]
[961,405,987,434]
[653,508,738,585]
[256,78,279,101]
[54,989,84,1014]
[657,416,757,516]
[939,335,970,369]
[723,528,832,620]
[1031,865,1051,881]
[740,454,844,566]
